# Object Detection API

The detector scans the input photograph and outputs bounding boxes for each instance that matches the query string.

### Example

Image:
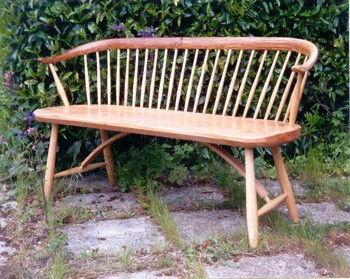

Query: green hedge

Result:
[0,0,348,178]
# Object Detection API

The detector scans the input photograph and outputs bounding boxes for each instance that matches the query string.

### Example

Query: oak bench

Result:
[34,37,318,247]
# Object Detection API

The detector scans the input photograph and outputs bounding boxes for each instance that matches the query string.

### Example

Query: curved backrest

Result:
[39,37,318,125]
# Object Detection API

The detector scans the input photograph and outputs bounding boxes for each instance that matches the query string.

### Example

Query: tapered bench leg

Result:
[100,130,116,186]
[245,148,259,248]
[272,146,299,222]
[44,123,59,198]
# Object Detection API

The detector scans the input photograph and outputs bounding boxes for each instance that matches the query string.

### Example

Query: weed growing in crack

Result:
[117,246,135,271]
[184,247,207,279]
[56,205,95,225]
[46,250,69,279]
[14,174,28,213]
[147,190,182,248]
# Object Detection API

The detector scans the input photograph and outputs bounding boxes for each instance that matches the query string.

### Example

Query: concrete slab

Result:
[103,270,177,279]
[171,210,245,244]
[205,253,320,278]
[0,241,16,267]
[281,202,350,224]
[262,179,307,198]
[63,217,166,256]
[162,186,228,211]
[62,192,141,216]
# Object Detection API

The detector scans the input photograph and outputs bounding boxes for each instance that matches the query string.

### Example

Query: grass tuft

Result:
[46,250,69,279]
[147,190,182,248]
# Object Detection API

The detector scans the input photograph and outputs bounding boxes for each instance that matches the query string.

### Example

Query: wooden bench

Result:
[34,37,318,247]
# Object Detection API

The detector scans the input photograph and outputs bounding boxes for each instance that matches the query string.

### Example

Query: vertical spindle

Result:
[203,50,221,113]
[184,49,199,112]
[84,55,91,105]
[124,49,130,106]
[223,50,243,115]
[254,51,280,119]
[264,51,291,120]
[243,50,267,117]
[149,49,158,108]
[275,53,301,121]
[232,50,255,117]
[140,49,149,108]
[132,49,139,107]
[166,49,178,110]
[213,49,232,114]
[107,50,111,105]
[175,49,188,111]
[193,49,209,113]
[96,52,101,105]
[116,49,120,105]
[157,49,168,109]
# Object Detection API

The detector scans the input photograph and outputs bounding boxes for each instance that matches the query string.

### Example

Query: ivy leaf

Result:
[87,21,99,34]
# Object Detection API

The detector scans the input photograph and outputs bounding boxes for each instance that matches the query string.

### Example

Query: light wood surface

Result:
[203,49,220,113]
[223,50,243,115]
[35,105,301,148]
[44,124,59,198]
[38,37,318,73]
[245,148,258,248]
[84,54,91,105]
[257,194,287,217]
[100,130,116,186]
[54,162,106,178]
[37,37,318,248]
[48,64,69,106]
[272,146,299,222]
[80,132,129,168]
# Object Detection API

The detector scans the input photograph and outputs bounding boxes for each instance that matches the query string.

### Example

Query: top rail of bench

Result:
[38,37,318,73]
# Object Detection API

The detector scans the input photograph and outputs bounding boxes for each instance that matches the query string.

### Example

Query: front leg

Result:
[245,147,258,248]
[44,123,59,198]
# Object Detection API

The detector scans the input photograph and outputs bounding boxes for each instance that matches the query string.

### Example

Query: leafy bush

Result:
[116,141,194,192]
[0,0,348,187]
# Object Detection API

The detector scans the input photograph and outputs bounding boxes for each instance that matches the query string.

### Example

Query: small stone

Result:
[1,201,17,209]
[0,241,16,267]
[0,218,8,229]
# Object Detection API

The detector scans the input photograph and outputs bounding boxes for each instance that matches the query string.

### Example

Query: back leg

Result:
[100,130,116,186]
[272,146,299,222]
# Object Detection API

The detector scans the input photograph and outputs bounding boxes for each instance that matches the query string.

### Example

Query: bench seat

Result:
[34,105,301,148]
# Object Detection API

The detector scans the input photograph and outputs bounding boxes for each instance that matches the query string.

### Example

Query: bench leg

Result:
[272,146,299,222]
[245,148,259,248]
[100,130,116,186]
[44,123,59,198]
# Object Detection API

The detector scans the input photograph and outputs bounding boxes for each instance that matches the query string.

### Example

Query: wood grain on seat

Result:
[34,105,300,148]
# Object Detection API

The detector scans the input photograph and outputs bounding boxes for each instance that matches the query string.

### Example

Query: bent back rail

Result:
[39,37,318,125]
